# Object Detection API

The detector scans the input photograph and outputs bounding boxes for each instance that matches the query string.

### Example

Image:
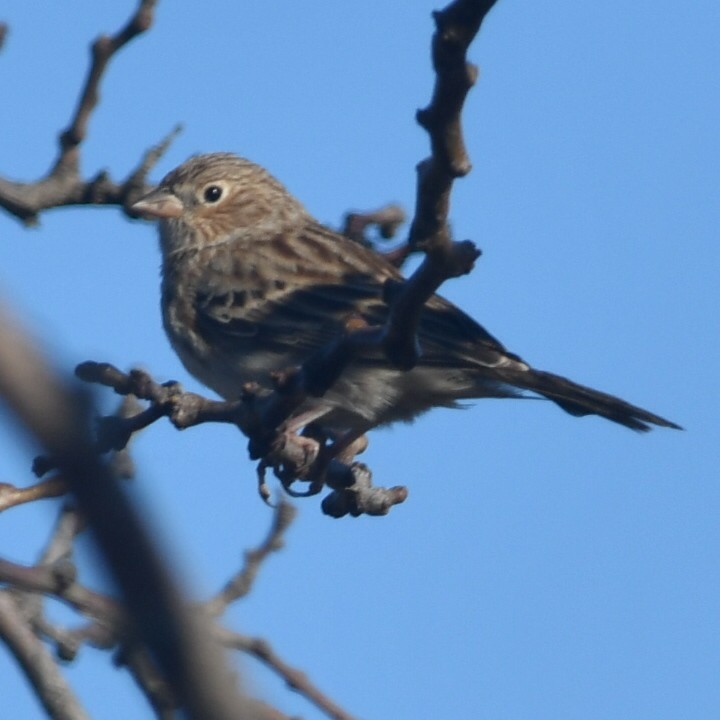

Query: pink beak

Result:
[131,187,184,219]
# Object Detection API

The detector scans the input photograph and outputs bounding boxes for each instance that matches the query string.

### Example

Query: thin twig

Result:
[0,1,174,225]
[38,505,86,566]
[0,475,69,512]
[56,0,158,171]
[0,591,90,720]
[342,204,406,246]
[205,501,296,617]
[0,303,265,719]
[76,362,409,517]
[0,558,125,626]
[381,0,498,369]
[410,0,498,249]
[216,627,358,720]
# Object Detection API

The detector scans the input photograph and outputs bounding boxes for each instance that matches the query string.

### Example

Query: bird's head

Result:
[132,152,308,256]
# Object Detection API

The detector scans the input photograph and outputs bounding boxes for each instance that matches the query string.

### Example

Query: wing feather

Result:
[193,222,522,371]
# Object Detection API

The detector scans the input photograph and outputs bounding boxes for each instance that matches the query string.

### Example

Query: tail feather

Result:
[509,369,682,432]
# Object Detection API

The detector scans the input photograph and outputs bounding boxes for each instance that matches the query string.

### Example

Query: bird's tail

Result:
[507,368,681,432]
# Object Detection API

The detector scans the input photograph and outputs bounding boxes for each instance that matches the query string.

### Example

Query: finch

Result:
[132,152,679,438]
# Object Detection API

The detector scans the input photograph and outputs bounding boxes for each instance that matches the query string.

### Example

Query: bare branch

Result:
[204,504,360,717]
[1,504,309,718]
[217,627,359,720]
[0,303,267,719]
[0,591,90,720]
[119,644,179,719]
[57,0,158,167]
[0,557,124,626]
[411,0,498,249]
[38,505,86,567]
[206,501,297,617]
[76,362,409,516]
[2,397,143,510]
[378,0,497,371]
[321,462,409,518]
[342,204,406,244]
[0,2,175,226]
[0,475,69,512]
[0,126,178,226]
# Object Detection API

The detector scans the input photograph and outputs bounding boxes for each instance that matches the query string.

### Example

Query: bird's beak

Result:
[131,187,184,219]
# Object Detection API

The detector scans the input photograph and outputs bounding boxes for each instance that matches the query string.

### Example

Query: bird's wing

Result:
[193,222,522,370]
[196,277,522,373]
[417,294,526,369]
[194,273,386,358]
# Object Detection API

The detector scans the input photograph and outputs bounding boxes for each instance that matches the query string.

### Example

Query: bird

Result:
[131,152,679,448]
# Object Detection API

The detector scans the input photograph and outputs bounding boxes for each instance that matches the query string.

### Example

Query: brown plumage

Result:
[132,152,680,435]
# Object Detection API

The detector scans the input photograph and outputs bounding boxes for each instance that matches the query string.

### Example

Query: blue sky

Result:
[1,1,718,718]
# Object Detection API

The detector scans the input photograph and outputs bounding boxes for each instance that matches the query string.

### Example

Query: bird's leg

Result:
[278,424,369,488]
[328,430,369,465]
[273,427,369,500]
[273,406,334,477]
[305,425,372,483]
[258,406,334,495]
[260,402,373,498]
[281,405,332,434]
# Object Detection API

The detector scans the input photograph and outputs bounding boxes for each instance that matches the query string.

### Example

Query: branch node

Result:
[51,559,77,591]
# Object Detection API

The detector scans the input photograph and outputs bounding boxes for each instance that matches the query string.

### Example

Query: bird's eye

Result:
[203,185,223,203]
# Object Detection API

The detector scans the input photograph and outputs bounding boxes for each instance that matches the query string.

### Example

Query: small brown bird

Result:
[132,152,679,442]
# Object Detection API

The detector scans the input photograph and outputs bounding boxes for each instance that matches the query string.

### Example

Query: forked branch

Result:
[0,1,176,226]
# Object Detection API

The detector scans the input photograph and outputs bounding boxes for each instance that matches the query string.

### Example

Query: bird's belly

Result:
[169,323,507,432]
[174,340,296,400]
